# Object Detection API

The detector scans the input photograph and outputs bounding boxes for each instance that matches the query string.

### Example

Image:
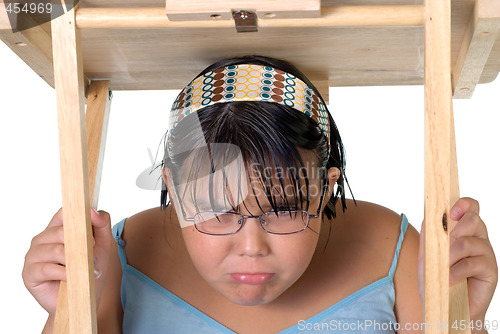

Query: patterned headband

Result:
[169,64,330,153]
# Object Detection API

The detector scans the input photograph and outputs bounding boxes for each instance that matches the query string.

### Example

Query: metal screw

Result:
[239,11,249,20]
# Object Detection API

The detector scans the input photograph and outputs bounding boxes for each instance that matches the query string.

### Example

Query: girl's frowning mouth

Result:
[229,273,275,285]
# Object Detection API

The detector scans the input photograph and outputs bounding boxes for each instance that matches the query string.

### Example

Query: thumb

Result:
[90,208,112,243]
[417,220,424,301]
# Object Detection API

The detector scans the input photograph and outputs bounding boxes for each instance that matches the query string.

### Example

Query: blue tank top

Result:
[112,214,409,333]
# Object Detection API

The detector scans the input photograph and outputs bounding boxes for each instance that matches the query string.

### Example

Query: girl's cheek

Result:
[182,229,232,267]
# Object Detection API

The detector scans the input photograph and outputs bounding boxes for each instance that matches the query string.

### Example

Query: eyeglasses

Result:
[182,187,326,236]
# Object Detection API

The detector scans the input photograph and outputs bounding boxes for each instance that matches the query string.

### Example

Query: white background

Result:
[1,40,499,332]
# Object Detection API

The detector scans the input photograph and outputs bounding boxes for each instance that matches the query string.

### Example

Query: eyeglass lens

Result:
[193,211,309,235]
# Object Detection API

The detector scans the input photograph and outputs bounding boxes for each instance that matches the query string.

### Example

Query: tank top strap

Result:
[388,213,409,279]
[112,218,128,269]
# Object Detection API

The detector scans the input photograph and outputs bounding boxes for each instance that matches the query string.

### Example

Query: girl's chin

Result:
[217,284,283,306]
[225,295,276,306]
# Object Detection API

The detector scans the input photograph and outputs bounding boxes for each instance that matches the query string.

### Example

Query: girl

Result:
[23,56,497,333]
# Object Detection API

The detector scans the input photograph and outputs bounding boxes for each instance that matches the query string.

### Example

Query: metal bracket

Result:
[232,10,258,33]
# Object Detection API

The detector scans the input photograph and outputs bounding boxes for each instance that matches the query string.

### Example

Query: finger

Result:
[91,209,112,245]
[31,226,65,247]
[450,236,492,267]
[46,207,64,229]
[450,197,480,221]
[25,243,66,266]
[450,212,488,241]
[23,263,67,287]
[449,255,497,287]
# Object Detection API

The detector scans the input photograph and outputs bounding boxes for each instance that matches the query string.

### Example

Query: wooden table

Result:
[1,1,499,333]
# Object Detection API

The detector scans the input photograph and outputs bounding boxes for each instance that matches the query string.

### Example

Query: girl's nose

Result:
[235,217,270,257]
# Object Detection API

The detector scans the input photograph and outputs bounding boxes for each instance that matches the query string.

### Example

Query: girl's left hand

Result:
[418,197,498,322]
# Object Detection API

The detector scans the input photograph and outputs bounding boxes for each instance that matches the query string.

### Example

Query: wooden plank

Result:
[479,32,500,84]
[54,80,112,333]
[51,2,97,333]
[423,0,453,332]
[20,21,53,63]
[85,80,112,209]
[80,0,421,6]
[76,6,425,29]
[453,0,500,98]
[2,0,488,91]
[449,112,471,334]
[165,0,321,21]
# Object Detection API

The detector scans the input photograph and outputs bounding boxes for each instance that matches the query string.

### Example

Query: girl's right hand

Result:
[22,207,113,316]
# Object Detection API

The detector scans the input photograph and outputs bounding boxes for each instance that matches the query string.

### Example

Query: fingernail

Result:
[91,208,100,216]
[94,256,98,265]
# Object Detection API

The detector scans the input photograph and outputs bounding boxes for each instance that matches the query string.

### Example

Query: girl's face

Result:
[163,155,339,306]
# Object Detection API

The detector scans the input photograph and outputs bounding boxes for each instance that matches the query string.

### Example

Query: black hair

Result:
[159,55,354,221]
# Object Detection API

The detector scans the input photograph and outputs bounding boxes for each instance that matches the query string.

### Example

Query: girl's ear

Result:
[162,167,169,188]
[162,167,175,197]
[323,167,341,207]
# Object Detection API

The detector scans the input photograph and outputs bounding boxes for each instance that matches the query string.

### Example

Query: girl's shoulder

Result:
[331,199,412,247]
[119,205,182,243]
[117,206,189,274]
[338,201,423,324]
[320,199,420,289]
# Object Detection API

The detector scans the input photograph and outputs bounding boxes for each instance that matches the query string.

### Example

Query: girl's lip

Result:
[229,273,275,285]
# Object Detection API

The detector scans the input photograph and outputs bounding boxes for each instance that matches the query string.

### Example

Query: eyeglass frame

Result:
[176,183,328,236]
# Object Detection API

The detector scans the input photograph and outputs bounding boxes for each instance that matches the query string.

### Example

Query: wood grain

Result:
[453,0,500,98]
[76,6,425,28]
[165,0,321,21]
[4,0,497,93]
[424,0,452,331]
[53,81,111,333]
[51,2,97,333]
[424,0,471,332]
[85,81,112,209]
[449,112,471,333]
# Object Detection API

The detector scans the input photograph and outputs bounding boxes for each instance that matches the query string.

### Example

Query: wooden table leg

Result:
[51,2,112,332]
[448,114,471,334]
[53,79,112,333]
[85,81,112,210]
[424,0,470,332]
